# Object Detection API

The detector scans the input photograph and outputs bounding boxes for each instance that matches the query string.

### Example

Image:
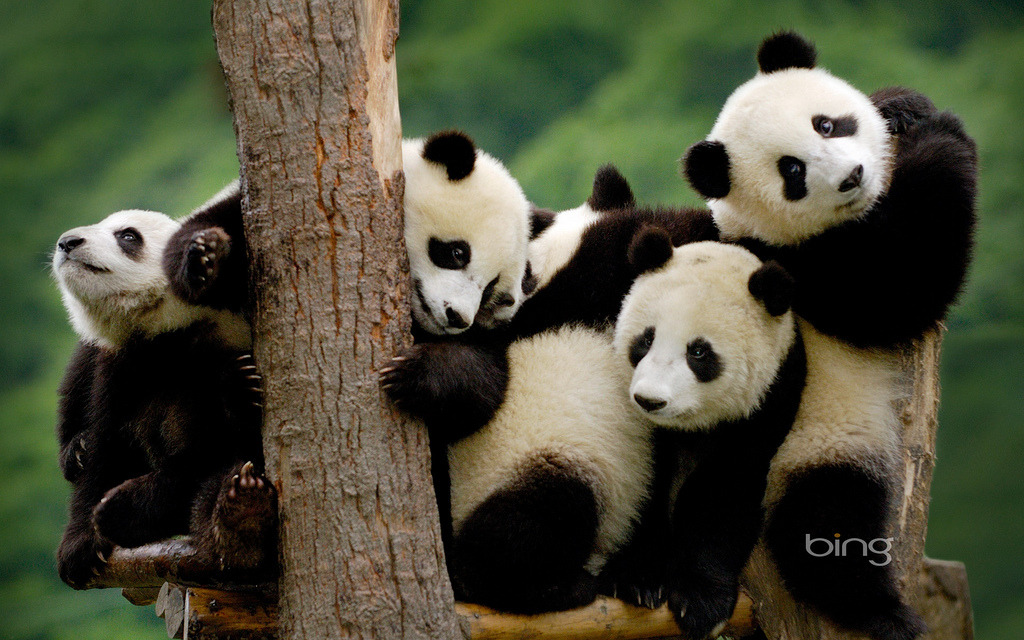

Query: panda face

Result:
[697,68,891,246]
[53,210,179,308]
[53,209,197,346]
[614,242,796,429]
[403,134,530,335]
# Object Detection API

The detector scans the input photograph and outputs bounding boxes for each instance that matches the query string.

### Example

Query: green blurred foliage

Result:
[1,0,1021,637]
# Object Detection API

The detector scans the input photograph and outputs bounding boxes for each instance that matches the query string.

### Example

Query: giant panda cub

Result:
[682,32,977,640]
[605,236,805,639]
[52,190,275,589]
[383,163,721,613]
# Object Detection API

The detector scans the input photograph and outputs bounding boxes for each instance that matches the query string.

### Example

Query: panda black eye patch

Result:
[481,275,500,306]
[428,238,471,270]
[628,326,655,367]
[812,114,858,138]
[115,227,144,260]
[686,338,721,382]
[777,156,808,201]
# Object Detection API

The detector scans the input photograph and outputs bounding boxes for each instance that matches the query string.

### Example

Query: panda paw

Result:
[666,578,738,640]
[214,461,277,529]
[871,87,937,135]
[57,529,112,590]
[234,353,264,410]
[204,462,277,571]
[182,227,232,299]
[59,432,91,482]
[379,345,429,413]
[91,481,145,548]
[597,549,667,609]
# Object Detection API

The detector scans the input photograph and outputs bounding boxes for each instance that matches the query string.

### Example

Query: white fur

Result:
[615,242,796,429]
[402,138,531,334]
[700,62,904,510]
[707,67,892,245]
[448,326,654,572]
[52,209,250,350]
[527,202,601,291]
[764,320,901,505]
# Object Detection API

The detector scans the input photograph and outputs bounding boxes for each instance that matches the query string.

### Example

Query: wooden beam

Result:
[151,585,753,640]
[90,539,273,591]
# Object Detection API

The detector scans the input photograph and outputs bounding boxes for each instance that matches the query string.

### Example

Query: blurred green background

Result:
[1,0,1021,638]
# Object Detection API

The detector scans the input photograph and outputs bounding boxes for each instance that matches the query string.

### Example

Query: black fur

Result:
[56,326,268,588]
[871,87,937,135]
[765,463,927,640]
[384,167,717,434]
[757,31,818,73]
[587,164,637,212]
[683,141,731,199]
[115,227,144,260]
[190,461,277,574]
[685,339,721,383]
[737,104,978,348]
[628,225,674,275]
[748,260,795,317]
[510,204,717,338]
[449,452,600,614]
[778,156,808,201]
[163,186,248,314]
[529,205,557,239]
[601,336,807,637]
[422,130,477,181]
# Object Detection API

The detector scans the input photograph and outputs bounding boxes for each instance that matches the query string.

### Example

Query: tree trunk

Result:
[211,1,461,638]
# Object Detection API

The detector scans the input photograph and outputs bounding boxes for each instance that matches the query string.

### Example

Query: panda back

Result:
[448,326,654,560]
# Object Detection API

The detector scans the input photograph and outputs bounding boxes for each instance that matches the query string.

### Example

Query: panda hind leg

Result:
[450,456,600,614]
[191,461,278,572]
[765,463,926,640]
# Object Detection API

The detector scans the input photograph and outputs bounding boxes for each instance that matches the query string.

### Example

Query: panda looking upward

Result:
[683,31,977,640]
[52,193,275,589]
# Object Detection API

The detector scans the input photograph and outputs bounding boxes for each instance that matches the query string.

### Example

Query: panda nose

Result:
[633,394,667,413]
[58,235,85,253]
[839,165,863,192]
[445,308,469,330]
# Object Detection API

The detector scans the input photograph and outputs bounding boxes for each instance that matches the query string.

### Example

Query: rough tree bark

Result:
[211,1,462,638]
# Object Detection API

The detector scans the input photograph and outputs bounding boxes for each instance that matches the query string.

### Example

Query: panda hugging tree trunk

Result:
[52,188,277,588]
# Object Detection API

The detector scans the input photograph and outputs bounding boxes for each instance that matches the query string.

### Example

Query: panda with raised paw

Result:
[52,191,275,589]
[384,161,719,436]
[682,31,977,640]
[601,235,805,640]
[383,162,729,614]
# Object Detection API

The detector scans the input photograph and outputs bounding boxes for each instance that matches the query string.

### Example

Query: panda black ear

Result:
[628,225,673,275]
[757,31,817,73]
[588,164,636,212]
[748,261,795,317]
[422,130,477,181]
[682,141,731,200]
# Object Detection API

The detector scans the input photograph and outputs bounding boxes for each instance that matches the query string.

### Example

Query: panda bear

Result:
[605,236,806,640]
[52,191,275,589]
[383,165,722,613]
[682,32,977,640]
[384,162,719,433]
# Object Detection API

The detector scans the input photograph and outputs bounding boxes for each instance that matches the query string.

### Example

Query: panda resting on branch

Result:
[53,188,276,588]
[682,31,977,640]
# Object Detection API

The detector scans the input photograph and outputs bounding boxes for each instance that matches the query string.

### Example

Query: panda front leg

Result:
[190,461,278,572]
[449,458,600,614]
[91,469,196,548]
[380,339,510,441]
[765,462,926,640]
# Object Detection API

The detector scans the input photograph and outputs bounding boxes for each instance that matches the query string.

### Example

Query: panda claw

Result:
[379,367,396,375]
[239,365,257,372]
[236,354,253,362]
[391,356,408,362]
